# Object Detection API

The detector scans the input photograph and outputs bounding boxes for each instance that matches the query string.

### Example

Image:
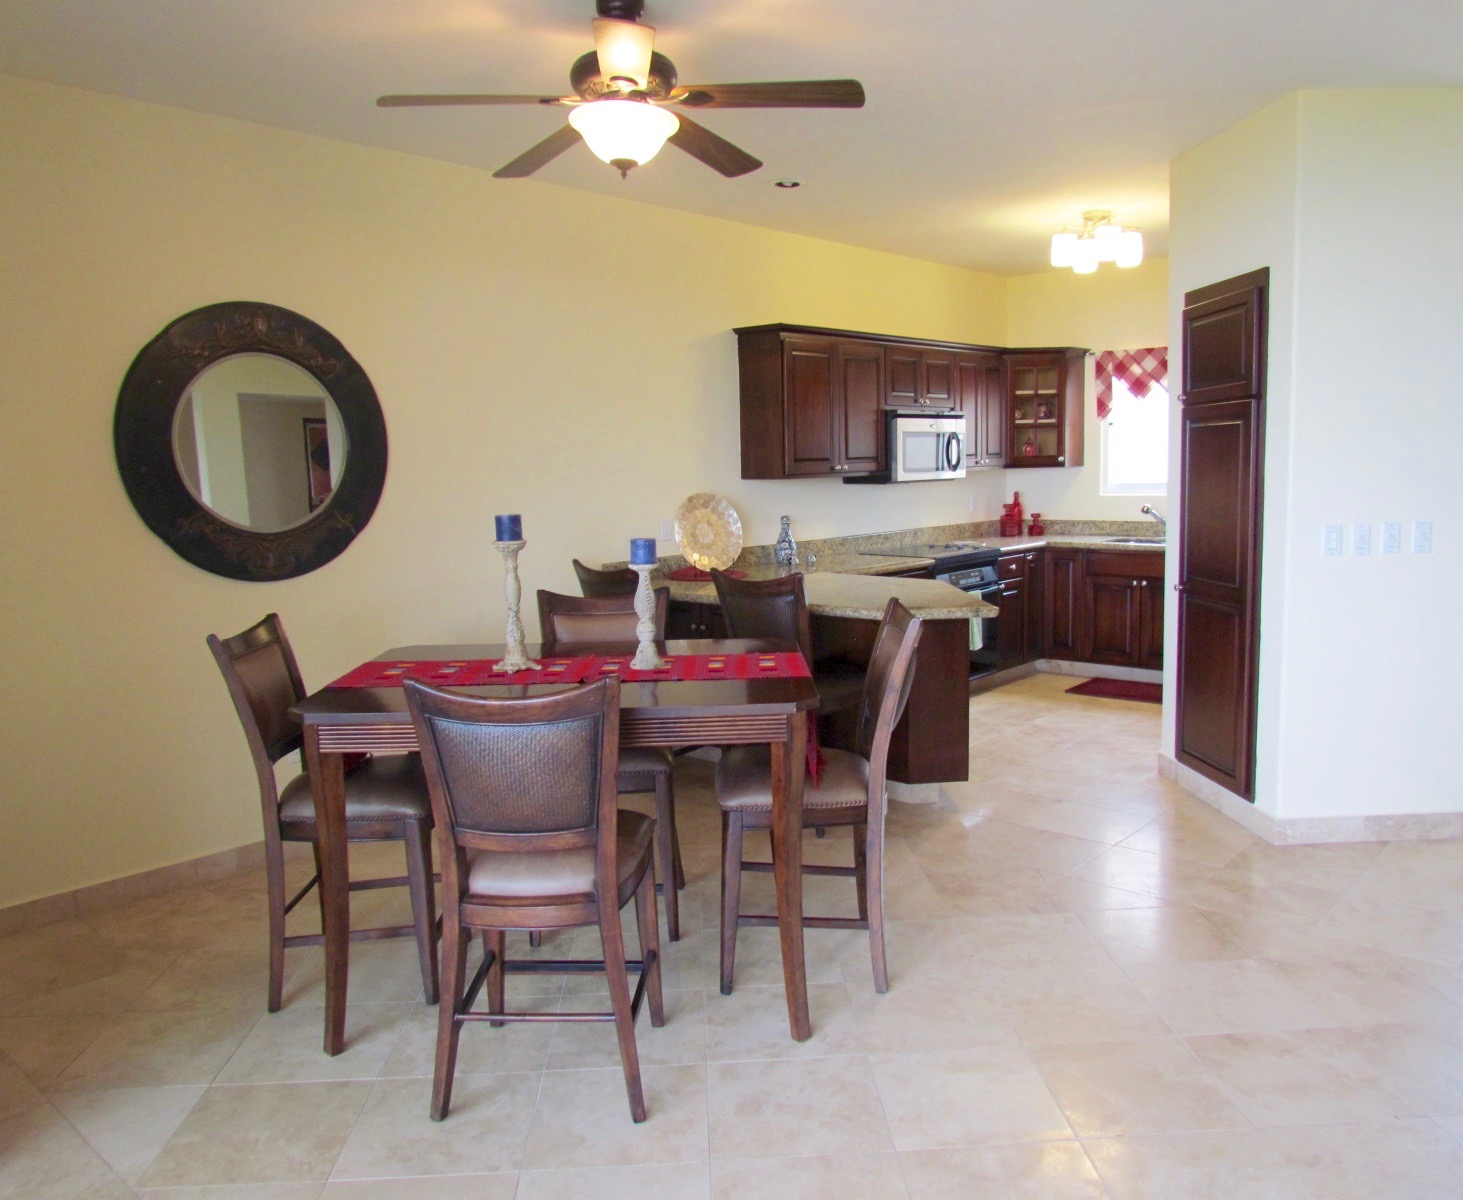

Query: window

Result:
[1101,376,1169,495]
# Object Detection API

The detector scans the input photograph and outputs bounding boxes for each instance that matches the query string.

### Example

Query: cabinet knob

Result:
[1056,456,1066,464]
[1173,583,1184,592]
[1025,553,1036,561]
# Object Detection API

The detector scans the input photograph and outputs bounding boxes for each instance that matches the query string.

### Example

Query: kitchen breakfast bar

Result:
[667,569,997,785]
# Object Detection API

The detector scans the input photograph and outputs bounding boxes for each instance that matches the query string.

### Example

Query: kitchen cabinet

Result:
[736,330,885,478]
[736,325,1086,480]
[1083,550,1165,669]
[1007,350,1086,468]
[885,346,955,409]
[1041,547,1085,660]
[666,600,727,640]
[953,352,1006,469]
[995,550,1043,665]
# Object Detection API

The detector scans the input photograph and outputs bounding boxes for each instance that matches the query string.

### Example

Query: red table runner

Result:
[329,651,812,689]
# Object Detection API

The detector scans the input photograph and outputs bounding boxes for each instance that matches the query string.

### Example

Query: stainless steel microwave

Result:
[889,411,966,482]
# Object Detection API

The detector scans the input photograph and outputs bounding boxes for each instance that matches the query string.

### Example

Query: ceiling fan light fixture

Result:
[592,17,655,90]
[568,99,680,175]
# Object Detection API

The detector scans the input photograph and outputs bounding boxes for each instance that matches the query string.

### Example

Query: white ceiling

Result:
[2,0,1459,274]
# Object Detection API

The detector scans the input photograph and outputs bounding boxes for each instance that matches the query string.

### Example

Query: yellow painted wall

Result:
[1005,258,1170,520]
[0,73,1015,907]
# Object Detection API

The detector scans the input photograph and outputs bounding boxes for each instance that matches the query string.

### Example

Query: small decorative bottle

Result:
[774,515,799,567]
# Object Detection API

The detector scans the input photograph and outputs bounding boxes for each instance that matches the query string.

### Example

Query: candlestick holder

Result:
[629,562,669,671]
[492,539,540,673]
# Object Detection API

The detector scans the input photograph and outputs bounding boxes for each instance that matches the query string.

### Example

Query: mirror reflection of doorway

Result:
[171,353,346,533]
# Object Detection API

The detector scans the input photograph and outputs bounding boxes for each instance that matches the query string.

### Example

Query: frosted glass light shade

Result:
[568,100,680,170]
[1115,228,1144,268]
[592,18,655,90]
[1070,238,1100,274]
[1050,231,1077,267]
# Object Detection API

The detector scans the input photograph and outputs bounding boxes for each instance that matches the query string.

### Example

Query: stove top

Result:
[862,541,1000,566]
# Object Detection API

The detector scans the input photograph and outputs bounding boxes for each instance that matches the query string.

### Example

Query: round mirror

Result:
[172,354,347,534]
[115,302,387,581]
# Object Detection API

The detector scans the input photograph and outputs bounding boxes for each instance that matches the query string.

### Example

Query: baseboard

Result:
[1157,753,1463,845]
[1035,659,1163,684]
[0,840,267,939]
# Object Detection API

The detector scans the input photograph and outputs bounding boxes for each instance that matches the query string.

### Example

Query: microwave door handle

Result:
[945,432,962,472]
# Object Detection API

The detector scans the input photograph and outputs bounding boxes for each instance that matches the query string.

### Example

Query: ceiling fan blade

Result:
[667,114,762,178]
[667,80,865,109]
[377,94,570,108]
[492,125,584,178]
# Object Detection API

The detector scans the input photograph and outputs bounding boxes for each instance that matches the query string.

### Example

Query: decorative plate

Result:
[673,493,744,571]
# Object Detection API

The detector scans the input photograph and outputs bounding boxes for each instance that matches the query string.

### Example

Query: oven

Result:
[934,559,1002,673]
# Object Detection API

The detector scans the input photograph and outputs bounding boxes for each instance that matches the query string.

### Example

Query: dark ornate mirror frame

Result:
[114,301,388,581]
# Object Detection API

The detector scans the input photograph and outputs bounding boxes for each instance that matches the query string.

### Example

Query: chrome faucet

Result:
[1140,504,1166,531]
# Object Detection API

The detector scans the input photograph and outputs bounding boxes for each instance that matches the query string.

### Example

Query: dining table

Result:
[292,637,819,1056]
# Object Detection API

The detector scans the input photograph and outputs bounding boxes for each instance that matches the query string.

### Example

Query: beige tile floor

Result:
[3,672,1463,1198]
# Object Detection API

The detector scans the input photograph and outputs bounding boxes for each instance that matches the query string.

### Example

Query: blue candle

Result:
[629,537,657,565]
[494,513,523,542]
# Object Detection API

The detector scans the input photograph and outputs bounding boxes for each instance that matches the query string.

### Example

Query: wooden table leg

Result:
[303,727,350,1055]
[770,711,812,1041]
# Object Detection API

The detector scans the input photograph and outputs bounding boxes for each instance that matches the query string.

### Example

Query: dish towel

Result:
[969,617,984,652]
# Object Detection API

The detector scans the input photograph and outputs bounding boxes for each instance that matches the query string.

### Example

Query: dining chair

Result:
[404,676,664,1121]
[537,587,685,941]
[572,558,639,598]
[714,597,923,995]
[710,569,864,719]
[207,613,439,1012]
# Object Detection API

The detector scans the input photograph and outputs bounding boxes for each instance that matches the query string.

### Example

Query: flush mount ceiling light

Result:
[1050,210,1143,274]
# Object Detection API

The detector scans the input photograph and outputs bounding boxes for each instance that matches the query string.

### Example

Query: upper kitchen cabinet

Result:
[953,352,1006,469]
[885,346,955,409]
[737,327,885,478]
[1006,349,1087,468]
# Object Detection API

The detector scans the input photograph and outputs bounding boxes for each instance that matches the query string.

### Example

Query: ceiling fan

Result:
[376,0,865,180]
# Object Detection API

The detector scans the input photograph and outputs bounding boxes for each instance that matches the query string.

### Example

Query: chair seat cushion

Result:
[616,745,674,789]
[464,810,655,905]
[715,745,869,814]
[278,753,432,824]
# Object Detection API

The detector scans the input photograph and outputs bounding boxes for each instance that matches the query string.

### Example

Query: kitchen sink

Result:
[1104,536,1166,545]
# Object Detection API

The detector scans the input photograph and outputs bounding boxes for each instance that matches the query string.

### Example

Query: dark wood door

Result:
[921,352,955,407]
[1085,573,1144,665]
[1176,268,1267,800]
[885,347,920,407]
[953,352,1006,468]
[782,337,837,476]
[1042,548,1083,659]
[996,553,1027,666]
[836,340,885,473]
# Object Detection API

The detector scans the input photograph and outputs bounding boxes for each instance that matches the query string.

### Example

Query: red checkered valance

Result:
[1095,347,1168,420]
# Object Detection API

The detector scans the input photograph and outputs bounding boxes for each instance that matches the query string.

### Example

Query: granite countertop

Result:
[668,568,996,620]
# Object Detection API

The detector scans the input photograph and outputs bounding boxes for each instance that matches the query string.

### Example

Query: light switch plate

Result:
[1323,524,1343,556]
[1351,523,1371,555]
[659,516,676,544]
[1413,520,1433,553]
[1382,522,1402,554]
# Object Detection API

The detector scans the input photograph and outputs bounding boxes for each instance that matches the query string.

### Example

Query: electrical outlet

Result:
[1413,520,1433,554]
[1382,522,1402,555]
[1323,524,1343,556]
[969,492,979,512]
[1351,523,1371,556]
[658,516,675,544]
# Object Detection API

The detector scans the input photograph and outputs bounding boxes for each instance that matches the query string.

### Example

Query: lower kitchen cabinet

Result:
[1083,550,1165,670]
[1042,548,1085,660]
[666,599,727,640]
[995,550,1043,666]
[1040,547,1164,668]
